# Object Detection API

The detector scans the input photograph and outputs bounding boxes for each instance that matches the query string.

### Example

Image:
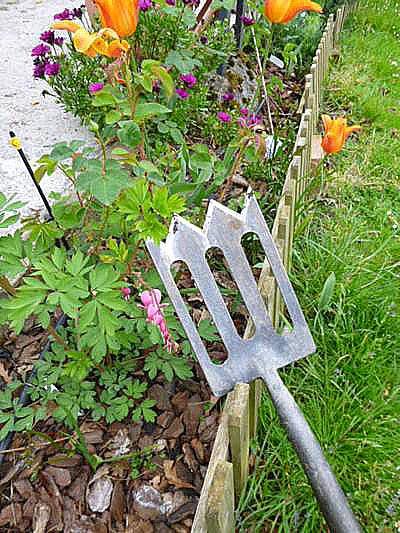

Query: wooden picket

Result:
[192,3,357,531]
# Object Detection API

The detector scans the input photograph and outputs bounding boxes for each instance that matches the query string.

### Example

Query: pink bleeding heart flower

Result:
[138,289,177,352]
[140,289,161,307]
[121,287,131,301]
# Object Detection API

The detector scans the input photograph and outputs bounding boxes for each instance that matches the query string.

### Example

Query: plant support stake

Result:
[9,131,54,221]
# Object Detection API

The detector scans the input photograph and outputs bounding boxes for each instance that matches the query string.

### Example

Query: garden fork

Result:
[146,192,361,532]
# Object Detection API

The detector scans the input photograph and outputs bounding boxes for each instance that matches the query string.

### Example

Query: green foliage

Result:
[0,383,46,441]
[117,178,185,242]
[144,350,193,382]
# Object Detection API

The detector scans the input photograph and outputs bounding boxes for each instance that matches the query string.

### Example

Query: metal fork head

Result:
[146,192,315,397]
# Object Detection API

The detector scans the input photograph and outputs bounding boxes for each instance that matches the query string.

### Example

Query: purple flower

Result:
[153,80,161,93]
[40,30,55,44]
[54,8,72,20]
[238,112,262,129]
[200,36,208,45]
[31,43,51,57]
[54,37,64,46]
[247,114,262,127]
[44,62,61,77]
[183,0,199,6]
[33,63,46,79]
[139,0,152,10]
[240,107,249,116]
[180,73,197,88]
[222,92,234,102]
[217,111,231,123]
[176,88,189,99]
[72,7,84,18]
[89,82,105,94]
[241,15,255,26]
[166,0,176,5]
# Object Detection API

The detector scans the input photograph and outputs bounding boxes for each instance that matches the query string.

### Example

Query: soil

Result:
[0,337,221,532]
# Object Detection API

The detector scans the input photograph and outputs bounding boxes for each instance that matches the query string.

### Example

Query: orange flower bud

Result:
[264,0,322,24]
[94,0,140,37]
[321,115,361,154]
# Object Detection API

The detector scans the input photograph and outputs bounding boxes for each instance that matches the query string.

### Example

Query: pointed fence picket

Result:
[192,3,358,531]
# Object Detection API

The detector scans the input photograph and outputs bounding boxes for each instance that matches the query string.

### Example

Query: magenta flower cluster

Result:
[139,289,176,352]
[53,6,84,20]
[240,15,255,26]
[40,30,64,47]
[89,82,105,94]
[32,24,66,79]
[32,41,61,78]
[176,73,197,100]
[139,0,152,11]
[217,111,232,123]
[238,108,262,128]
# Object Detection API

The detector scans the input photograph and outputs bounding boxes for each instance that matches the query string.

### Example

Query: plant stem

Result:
[219,138,250,201]
[251,26,275,137]
[47,325,68,349]
[0,276,16,296]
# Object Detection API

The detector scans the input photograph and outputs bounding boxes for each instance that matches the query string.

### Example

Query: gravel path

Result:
[0,0,90,229]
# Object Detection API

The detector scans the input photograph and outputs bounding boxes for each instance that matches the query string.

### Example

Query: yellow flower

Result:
[264,0,323,24]
[94,0,140,37]
[321,115,361,154]
[52,22,130,59]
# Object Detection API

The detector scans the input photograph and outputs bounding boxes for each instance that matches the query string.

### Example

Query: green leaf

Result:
[151,65,174,99]
[198,319,220,342]
[79,300,97,329]
[134,103,171,122]
[0,418,14,441]
[117,120,142,148]
[318,272,336,311]
[92,91,117,107]
[77,160,130,205]
[105,110,122,125]
[165,50,202,73]
[152,187,169,217]
[50,143,75,161]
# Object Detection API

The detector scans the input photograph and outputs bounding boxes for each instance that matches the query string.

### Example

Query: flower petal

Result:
[345,125,362,139]
[73,28,99,56]
[281,0,322,23]
[52,21,82,32]
[321,114,332,133]
[94,0,139,37]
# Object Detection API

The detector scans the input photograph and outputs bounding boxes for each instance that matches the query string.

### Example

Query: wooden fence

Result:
[192,3,358,531]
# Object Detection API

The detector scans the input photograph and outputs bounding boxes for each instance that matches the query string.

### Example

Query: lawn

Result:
[238,1,400,530]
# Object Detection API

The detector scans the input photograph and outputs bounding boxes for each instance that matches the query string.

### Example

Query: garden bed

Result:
[0,1,354,531]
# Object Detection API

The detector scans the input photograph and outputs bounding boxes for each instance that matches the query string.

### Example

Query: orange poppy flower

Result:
[321,115,361,154]
[264,0,323,24]
[52,22,130,59]
[94,0,140,37]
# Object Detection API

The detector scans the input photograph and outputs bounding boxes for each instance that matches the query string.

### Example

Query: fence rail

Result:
[192,3,358,531]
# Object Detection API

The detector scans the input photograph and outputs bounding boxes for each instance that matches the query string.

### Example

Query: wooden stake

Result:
[206,461,235,533]
[227,383,250,500]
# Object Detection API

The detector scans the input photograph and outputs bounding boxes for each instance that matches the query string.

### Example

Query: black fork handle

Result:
[262,369,362,533]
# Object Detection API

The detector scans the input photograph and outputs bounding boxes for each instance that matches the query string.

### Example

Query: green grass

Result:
[238,1,400,531]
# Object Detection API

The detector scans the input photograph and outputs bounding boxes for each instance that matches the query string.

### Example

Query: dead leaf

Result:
[163,417,184,439]
[111,481,125,523]
[32,503,51,533]
[163,460,195,490]
[0,361,11,383]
